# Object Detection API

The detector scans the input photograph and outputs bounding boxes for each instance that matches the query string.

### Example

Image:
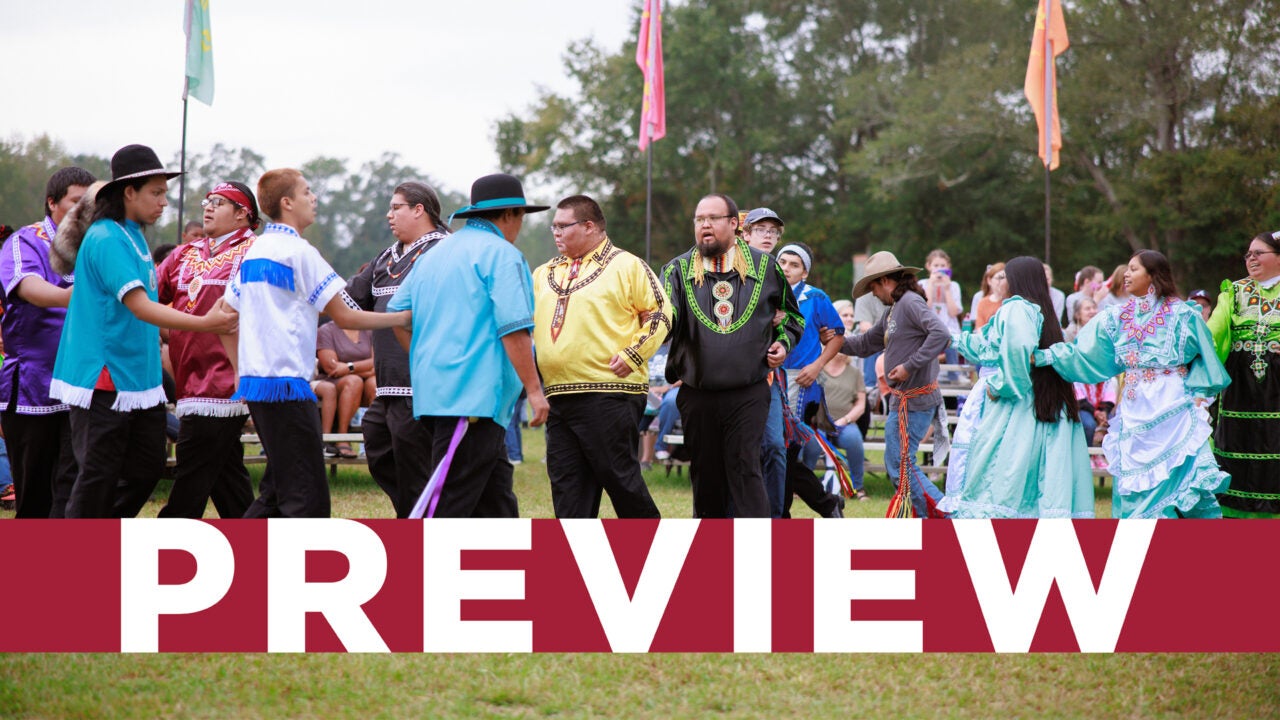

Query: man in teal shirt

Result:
[390,173,549,518]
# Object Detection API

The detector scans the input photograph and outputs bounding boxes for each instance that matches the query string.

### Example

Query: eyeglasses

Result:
[750,226,781,239]
[550,221,583,233]
[1244,250,1278,260]
[388,202,412,212]
[200,197,234,209]
[693,215,732,226]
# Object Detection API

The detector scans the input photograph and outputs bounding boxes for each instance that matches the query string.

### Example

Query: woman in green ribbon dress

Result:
[1207,231,1280,517]
[942,256,1094,518]
[1036,251,1230,519]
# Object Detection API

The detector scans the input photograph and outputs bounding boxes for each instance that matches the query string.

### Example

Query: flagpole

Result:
[1042,0,1053,264]
[645,133,653,266]
[178,84,190,244]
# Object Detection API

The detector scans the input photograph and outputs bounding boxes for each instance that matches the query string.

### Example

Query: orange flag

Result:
[635,0,666,150]
[1025,0,1069,169]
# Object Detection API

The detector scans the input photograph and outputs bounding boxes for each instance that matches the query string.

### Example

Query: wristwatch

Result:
[347,362,355,373]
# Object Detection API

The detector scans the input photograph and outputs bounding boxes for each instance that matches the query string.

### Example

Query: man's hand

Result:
[766,342,787,368]
[819,326,839,345]
[205,298,239,335]
[608,354,634,378]
[796,362,821,387]
[887,363,909,384]
[773,309,785,327]
[527,391,550,427]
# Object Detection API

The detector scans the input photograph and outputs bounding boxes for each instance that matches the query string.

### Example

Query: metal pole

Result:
[178,90,190,243]
[645,139,653,266]
[1043,0,1053,264]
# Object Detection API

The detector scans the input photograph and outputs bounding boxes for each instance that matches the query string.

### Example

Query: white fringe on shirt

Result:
[176,398,250,418]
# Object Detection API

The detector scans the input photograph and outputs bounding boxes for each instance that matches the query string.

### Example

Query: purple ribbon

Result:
[409,417,470,519]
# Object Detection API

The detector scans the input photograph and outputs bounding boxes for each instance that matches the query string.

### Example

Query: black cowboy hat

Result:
[101,144,183,193]
[450,173,548,220]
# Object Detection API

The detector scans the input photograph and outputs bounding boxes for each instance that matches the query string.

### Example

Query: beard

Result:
[696,234,732,257]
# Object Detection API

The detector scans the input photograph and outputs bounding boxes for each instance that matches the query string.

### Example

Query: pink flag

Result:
[636,0,666,150]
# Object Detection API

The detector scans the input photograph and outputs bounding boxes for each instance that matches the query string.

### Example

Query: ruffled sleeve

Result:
[1034,306,1123,384]
[1181,303,1231,398]
[1205,279,1234,362]
[984,298,1038,401]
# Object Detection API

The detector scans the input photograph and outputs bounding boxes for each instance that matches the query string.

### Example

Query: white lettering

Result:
[267,519,389,652]
[563,519,698,653]
[120,519,235,652]
[423,519,531,652]
[813,519,922,652]
[956,519,1154,652]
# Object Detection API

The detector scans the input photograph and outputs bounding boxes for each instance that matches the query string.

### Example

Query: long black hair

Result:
[888,271,927,303]
[1004,256,1079,423]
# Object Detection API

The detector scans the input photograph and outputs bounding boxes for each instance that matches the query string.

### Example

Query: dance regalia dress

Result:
[1207,278,1280,517]
[1037,292,1230,518]
[941,297,1094,518]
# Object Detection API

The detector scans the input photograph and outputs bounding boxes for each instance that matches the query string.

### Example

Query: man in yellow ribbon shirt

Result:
[533,195,672,518]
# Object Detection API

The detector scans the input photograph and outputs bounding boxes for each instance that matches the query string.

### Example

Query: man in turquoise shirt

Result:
[389,173,549,518]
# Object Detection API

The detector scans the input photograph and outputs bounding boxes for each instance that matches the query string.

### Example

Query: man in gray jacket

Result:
[834,251,950,517]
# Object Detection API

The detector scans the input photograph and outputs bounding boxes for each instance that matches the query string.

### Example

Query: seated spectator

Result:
[807,351,868,501]
[833,299,857,337]
[312,320,375,458]
[1075,377,1117,470]
[639,341,673,469]
[1063,296,1098,342]
[1188,289,1213,321]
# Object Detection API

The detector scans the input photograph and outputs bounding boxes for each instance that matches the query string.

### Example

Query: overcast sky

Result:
[1,0,638,197]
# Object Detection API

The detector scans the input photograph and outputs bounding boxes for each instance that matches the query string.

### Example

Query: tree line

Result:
[0,136,557,279]
[496,0,1280,296]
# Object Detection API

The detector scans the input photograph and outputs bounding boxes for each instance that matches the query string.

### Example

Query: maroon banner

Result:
[1,519,1276,653]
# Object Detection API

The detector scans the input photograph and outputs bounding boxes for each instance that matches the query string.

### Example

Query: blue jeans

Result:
[1078,410,1097,444]
[760,381,787,518]
[505,396,525,462]
[0,436,11,493]
[802,424,865,492]
[652,387,680,454]
[884,406,944,517]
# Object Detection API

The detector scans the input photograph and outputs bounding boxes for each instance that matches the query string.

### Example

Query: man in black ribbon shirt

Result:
[661,193,803,518]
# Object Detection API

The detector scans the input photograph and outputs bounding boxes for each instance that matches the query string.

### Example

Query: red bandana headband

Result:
[207,182,252,210]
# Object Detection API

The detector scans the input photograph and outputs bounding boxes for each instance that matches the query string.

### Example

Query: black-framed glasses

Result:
[1244,250,1278,260]
[200,197,234,209]
[550,221,583,233]
[693,215,732,226]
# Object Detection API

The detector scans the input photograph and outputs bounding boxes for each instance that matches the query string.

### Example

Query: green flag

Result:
[184,0,214,105]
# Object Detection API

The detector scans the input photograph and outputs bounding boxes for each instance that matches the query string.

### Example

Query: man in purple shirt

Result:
[0,166,96,517]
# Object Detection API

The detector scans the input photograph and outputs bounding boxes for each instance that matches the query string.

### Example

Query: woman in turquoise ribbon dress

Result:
[1036,250,1230,518]
[942,257,1094,518]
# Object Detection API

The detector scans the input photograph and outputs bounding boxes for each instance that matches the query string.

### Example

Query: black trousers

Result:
[782,444,841,518]
[420,416,518,518]
[159,413,254,519]
[546,392,660,519]
[66,392,166,519]
[1,409,77,518]
[676,381,772,518]
[244,400,329,518]
[362,396,433,518]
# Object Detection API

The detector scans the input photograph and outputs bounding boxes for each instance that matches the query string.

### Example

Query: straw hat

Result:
[852,251,922,298]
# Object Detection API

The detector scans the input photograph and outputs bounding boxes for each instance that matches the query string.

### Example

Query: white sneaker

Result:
[655,450,670,461]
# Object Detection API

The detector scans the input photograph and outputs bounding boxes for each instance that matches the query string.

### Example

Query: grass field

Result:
[3,429,1277,718]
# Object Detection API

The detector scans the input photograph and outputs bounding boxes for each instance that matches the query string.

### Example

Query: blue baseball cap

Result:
[744,207,784,226]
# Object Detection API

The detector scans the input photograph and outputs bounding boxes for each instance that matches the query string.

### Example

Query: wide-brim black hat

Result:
[101,144,183,193]
[450,173,548,220]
